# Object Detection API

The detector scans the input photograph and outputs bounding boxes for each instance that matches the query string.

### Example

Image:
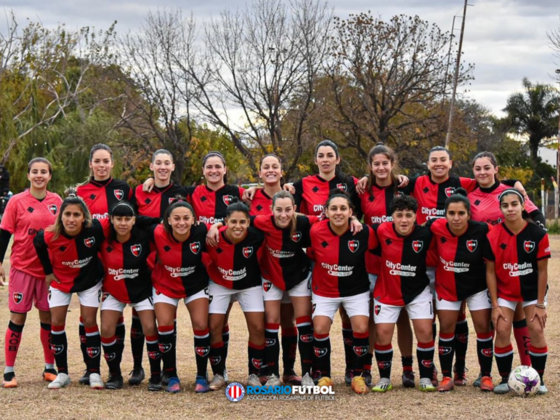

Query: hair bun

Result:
[454,187,467,197]
[65,187,77,197]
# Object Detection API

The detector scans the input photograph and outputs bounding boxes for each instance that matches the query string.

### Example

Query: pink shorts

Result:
[8,267,49,313]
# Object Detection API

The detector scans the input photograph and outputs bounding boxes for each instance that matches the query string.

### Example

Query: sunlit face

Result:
[370,153,394,183]
[446,202,469,233]
[225,211,250,240]
[392,208,416,236]
[272,197,295,229]
[62,204,85,236]
[27,162,52,190]
[168,206,195,236]
[203,156,226,186]
[89,150,114,181]
[315,146,340,177]
[259,156,282,185]
[325,197,352,229]
[111,215,135,238]
[500,193,525,222]
[150,153,175,184]
[427,150,452,180]
[472,157,498,188]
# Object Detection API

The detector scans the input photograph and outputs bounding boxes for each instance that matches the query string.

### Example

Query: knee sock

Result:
[313,333,331,378]
[476,332,493,377]
[363,353,373,373]
[432,321,437,342]
[265,323,280,377]
[209,342,226,376]
[79,317,88,366]
[40,322,55,366]
[352,332,369,375]
[248,341,265,376]
[374,343,393,379]
[51,325,68,374]
[495,343,514,383]
[222,324,230,367]
[101,336,121,376]
[4,321,24,370]
[438,332,455,378]
[454,318,468,374]
[146,335,161,379]
[402,356,413,373]
[513,319,531,366]
[158,325,176,378]
[529,345,548,384]
[130,315,144,370]
[417,341,435,379]
[281,327,297,374]
[194,329,210,378]
[342,323,353,372]
[85,325,101,374]
[296,316,313,376]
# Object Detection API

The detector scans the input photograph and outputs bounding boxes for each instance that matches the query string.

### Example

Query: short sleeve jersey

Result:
[187,184,245,224]
[77,178,134,220]
[293,174,359,217]
[135,183,189,217]
[249,189,274,216]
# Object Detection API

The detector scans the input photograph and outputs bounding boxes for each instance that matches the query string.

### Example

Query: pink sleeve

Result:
[0,197,18,233]
[524,197,539,213]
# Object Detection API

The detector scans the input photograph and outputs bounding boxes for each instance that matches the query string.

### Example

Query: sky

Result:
[2,0,560,116]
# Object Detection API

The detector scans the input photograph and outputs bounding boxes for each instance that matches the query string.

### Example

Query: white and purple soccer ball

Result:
[508,365,540,397]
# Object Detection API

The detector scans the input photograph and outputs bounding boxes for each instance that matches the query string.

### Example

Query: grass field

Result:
[2,239,560,419]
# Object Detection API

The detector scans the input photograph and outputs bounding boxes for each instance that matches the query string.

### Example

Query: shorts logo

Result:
[101,292,110,302]
[131,244,142,257]
[98,289,103,303]
[377,361,391,369]
[210,356,221,365]
[312,304,316,314]
[439,346,452,356]
[196,347,210,357]
[266,338,277,347]
[104,352,116,362]
[263,281,272,292]
[466,239,478,253]
[148,350,160,360]
[292,231,302,242]
[300,334,313,343]
[336,183,348,192]
[48,204,58,216]
[223,195,233,206]
[51,344,65,355]
[159,343,172,353]
[48,290,52,301]
[114,189,124,200]
[242,246,253,258]
[87,347,100,358]
[524,241,535,253]
[445,187,455,197]
[251,358,262,370]
[374,305,381,316]
[314,347,328,358]
[348,240,359,253]
[412,240,423,253]
[208,294,213,303]
[190,242,201,254]
[84,237,95,248]
[13,292,23,304]
[481,348,493,358]
[421,360,433,368]
[353,346,368,356]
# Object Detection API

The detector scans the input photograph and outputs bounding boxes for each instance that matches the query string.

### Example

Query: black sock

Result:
[222,324,229,370]
[79,318,87,367]
[281,327,297,374]
[115,317,125,368]
[342,323,353,372]
[352,332,369,374]
[296,317,313,375]
[363,353,373,372]
[374,343,393,379]
[402,356,413,373]
[102,336,121,376]
[438,333,455,377]
[145,334,161,378]
[158,325,176,378]
[529,345,548,384]
[454,319,468,374]
[85,326,101,374]
[194,329,210,378]
[130,315,144,370]
[495,344,514,382]
[417,341,435,379]
[209,342,226,376]
[265,323,280,376]
[313,333,331,378]
[477,332,493,377]
[248,342,265,376]
[51,325,68,374]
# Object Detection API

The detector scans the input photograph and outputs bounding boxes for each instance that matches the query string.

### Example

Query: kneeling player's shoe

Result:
[301,373,314,387]
[479,376,494,392]
[43,368,57,382]
[128,367,145,386]
[89,373,104,390]
[372,378,392,393]
[247,374,261,388]
[195,376,210,393]
[473,372,482,388]
[2,372,17,388]
[78,370,90,385]
[105,375,124,390]
[344,368,354,386]
[431,366,439,387]
[165,377,181,393]
[351,376,369,394]
[209,374,226,391]
[265,374,281,387]
[282,370,301,385]
[537,384,548,395]
[402,370,415,388]
[48,373,71,389]
[437,376,454,392]
[453,367,467,386]
[317,376,333,388]
[493,381,510,395]
[362,369,373,388]
[148,376,162,392]
[419,377,436,392]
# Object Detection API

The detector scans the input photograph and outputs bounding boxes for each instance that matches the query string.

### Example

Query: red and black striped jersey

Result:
[293,174,360,217]
[100,228,153,304]
[34,219,110,293]
[135,183,189,217]
[150,223,209,299]
[254,214,317,291]
[401,175,477,224]
[373,223,434,306]
[77,178,135,220]
[249,189,273,216]
[206,227,265,290]
[428,218,490,301]
[310,220,378,298]
[484,222,550,302]
[187,184,245,224]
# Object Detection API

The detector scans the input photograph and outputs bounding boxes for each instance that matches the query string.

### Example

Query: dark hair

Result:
[260,153,282,169]
[325,189,354,211]
[471,151,499,182]
[48,188,93,239]
[271,190,297,239]
[498,188,525,205]
[314,139,351,182]
[428,146,451,160]
[202,151,228,184]
[152,149,174,163]
[225,197,250,219]
[444,187,471,215]
[28,157,53,174]
[90,144,113,162]
[391,195,418,214]
[366,143,399,195]
[110,201,136,217]
[162,196,196,236]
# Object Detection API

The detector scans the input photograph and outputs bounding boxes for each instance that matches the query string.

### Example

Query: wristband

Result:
[535,303,546,309]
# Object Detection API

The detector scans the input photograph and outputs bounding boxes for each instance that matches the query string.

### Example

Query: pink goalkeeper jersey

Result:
[1,190,62,278]
[468,182,538,226]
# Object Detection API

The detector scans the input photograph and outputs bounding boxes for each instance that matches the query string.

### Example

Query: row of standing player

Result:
[0,141,548,395]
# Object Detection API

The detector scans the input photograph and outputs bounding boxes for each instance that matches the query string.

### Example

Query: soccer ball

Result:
[508,365,540,397]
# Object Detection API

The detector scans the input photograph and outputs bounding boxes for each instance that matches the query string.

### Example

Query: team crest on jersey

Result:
[353,346,368,356]
[374,305,381,316]
[314,347,328,358]
[336,183,347,192]
[48,204,58,216]
[104,352,116,362]
[292,231,302,242]
[131,244,142,257]
[12,292,23,304]
[169,197,176,204]
[159,343,172,353]
[87,347,100,358]
[242,246,253,258]
[466,240,478,253]
[412,240,423,253]
[251,358,263,370]
[196,347,210,357]
[348,240,359,253]
[101,292,110,302]
[445,187,455,197]
[223,195,233,206]
[395,191,404,197]
[114,189,124,200]
[263,281,272,292]
[84,237,95,248]
[190,242,201,254]
[51,344,64,355]
[524,241,535,253]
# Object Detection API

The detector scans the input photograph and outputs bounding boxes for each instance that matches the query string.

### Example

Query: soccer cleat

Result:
[79,370,90,385]
[89,373,104,390]
[128,367,145,386]
[195,375,210,393]
[537,384,548,395]
[105,375,124,390]
[419,377,436,392]
[247,374,261,388]
[209,374,226,391]
[282,370,302,385]
[351,376,369,394]
[473,372,482,388]
[362,369,373,388]
[317,376,333,388]
[148,376,162,392]
[2,373,17,389]
[479,376,494,392]
[402,370,415,388]
[43,368,58,382]
[265,374,281,387]
[453,367,467,386]
[311,370,321,385]
[493,381,510,395]
[372,378,393,393]
[437,376,454,392]
[301,373,314,387]
[344,368,354,386]
[431,365,439,387]
[166,377,181,393]
[48,373,71,389]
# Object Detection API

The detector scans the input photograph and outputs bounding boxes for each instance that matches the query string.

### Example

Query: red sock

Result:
[513,319,531,366]
[5,322,24,368]
[40,323,55,365]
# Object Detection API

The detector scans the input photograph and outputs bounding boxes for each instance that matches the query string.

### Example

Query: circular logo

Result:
[225,382,245,402]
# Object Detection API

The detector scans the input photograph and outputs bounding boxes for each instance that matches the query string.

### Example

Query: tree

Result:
[503,77,559,166]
